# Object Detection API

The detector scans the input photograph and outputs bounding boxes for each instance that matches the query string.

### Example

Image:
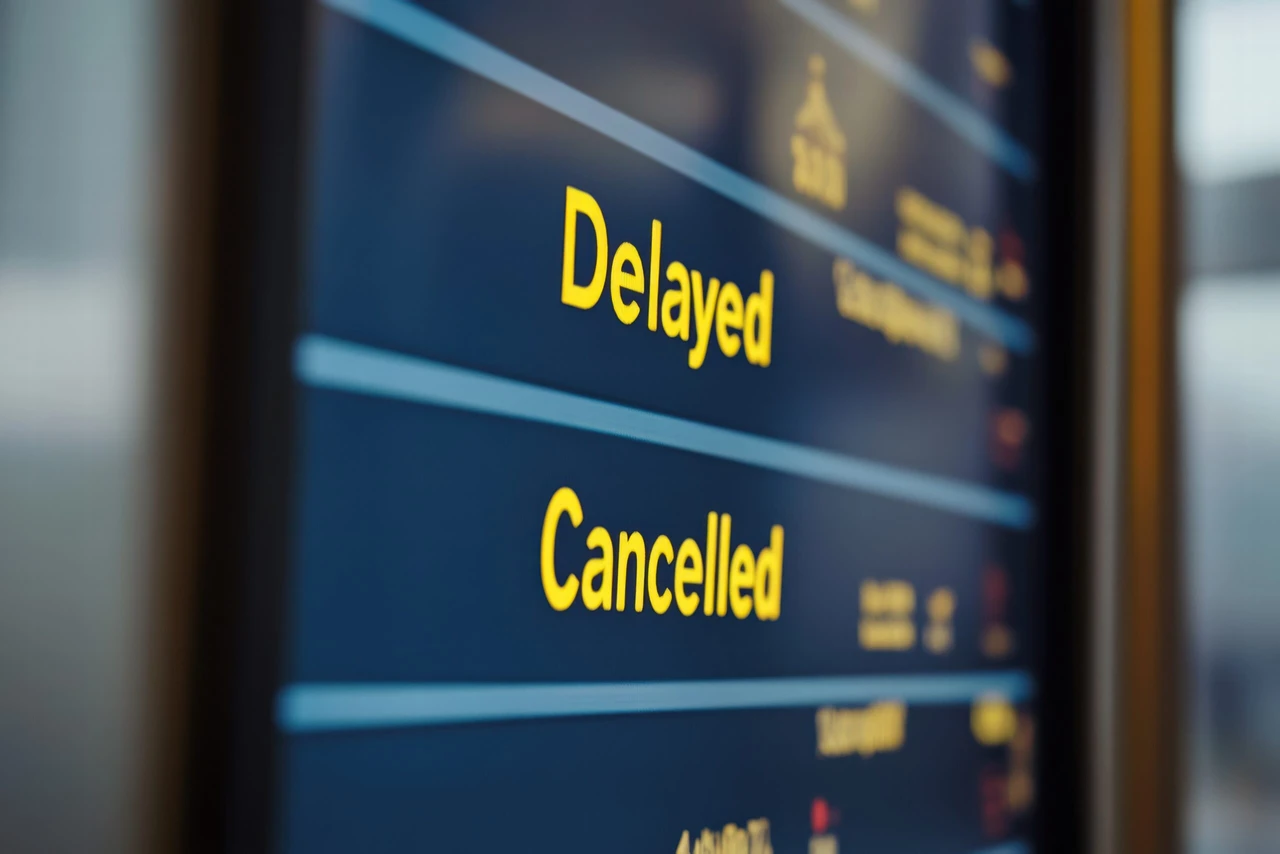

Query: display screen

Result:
[273,0,1048,850]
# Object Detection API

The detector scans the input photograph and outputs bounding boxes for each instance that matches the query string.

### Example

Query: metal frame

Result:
[1122,2,1184,853]
[1087,1,1129,852]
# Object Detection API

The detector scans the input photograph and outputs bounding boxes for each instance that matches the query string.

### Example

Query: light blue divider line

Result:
[278,669,1033,732]
[297,335,1036,529]
[974,845,1031,854]
[321,0,1035,353]
[778,0,1037,182]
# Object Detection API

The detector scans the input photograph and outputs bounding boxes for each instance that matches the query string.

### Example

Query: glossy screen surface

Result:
[276,1,1048,851]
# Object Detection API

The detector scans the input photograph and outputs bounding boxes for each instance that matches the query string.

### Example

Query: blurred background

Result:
[1,0,1278,851]
[0,0,165,851]
[1178,1,1280,851]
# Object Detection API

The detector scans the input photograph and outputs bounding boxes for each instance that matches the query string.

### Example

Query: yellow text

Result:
[971,693,1017,746]
[896,187,993,300]
[859,579,916,650]
[816,701,906,757]
[541,487,783,621]
[676,819,772,854]
[833,258,959,361]
[562,186,774,369]
[970,41,1013,88]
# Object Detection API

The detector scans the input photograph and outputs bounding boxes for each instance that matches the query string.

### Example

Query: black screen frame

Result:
[181,2,1099,851]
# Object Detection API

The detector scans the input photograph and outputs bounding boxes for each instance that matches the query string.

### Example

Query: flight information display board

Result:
[267,0,1052,850]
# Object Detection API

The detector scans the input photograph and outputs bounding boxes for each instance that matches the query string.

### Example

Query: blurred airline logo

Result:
[970,40,1013,88]
[848,0,879,14]
[792,55,848,211]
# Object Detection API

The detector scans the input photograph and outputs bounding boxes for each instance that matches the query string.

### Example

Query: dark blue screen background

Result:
[274,1,1048,851]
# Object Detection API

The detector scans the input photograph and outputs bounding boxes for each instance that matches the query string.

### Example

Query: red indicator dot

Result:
[811,797,830,835]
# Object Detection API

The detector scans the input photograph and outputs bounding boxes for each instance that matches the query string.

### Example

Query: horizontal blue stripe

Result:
[779,0,1037,182]
[321,0,1035,353]
[297,335,1036,529]
[278,670,1034,732]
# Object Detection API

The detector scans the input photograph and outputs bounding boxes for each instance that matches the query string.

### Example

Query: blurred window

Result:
[1178,1,1280,851]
